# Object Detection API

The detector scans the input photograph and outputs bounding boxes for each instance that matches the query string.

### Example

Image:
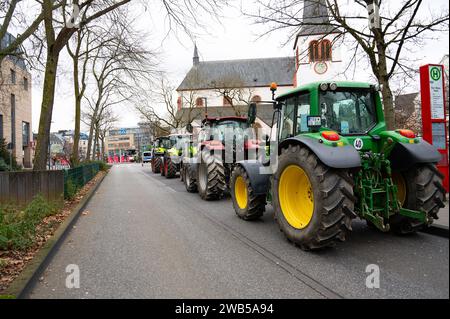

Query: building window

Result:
[321,40,332,61]
[309,41,319,62]
[196,97,204,107]
[23,77,28,91]
[309,39,332,62]
[177,96,182,109]
[22,122,30,147]
[11,94,16,148]
[11,69,16,84]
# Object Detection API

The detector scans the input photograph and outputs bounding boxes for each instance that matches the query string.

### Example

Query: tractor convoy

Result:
[148,81,446,250]
[151,134,192,178]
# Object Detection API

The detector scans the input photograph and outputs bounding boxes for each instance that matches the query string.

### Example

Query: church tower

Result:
[293,0,343,86]
[193,44,200,66]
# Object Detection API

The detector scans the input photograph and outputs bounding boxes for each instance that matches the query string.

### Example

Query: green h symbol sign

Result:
[430,67,441,81]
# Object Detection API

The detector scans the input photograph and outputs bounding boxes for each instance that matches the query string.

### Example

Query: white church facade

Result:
[175,0,354,134]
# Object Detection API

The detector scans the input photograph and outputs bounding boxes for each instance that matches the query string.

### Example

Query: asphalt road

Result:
[26,164,449,299]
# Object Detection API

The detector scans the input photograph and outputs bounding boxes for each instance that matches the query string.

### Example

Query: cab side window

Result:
[296,92,310,134]
[280,98,295,140]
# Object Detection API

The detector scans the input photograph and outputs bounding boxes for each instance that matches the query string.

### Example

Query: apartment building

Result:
[0,32,33,168]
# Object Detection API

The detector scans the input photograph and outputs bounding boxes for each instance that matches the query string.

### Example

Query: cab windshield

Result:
[319,89,377,135]
[211,120,250,139]
[166,135,191,149]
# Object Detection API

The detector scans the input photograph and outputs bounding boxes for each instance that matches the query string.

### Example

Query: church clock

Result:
[314,61,328,75]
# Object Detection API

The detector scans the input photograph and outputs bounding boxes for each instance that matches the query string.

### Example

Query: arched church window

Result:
[309,40,319,62]
[321,40,332,61]
[309,39,332,62]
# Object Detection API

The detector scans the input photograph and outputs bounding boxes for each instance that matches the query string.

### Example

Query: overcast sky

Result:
[28,0,449,133]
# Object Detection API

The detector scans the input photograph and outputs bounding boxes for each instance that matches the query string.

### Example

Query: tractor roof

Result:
[277,81,373,100]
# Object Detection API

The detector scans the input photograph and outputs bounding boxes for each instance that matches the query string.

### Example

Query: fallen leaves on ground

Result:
[0,171,106,293]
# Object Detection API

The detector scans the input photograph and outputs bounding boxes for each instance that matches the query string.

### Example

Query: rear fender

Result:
[237,160,271,195]
[279,136,361,169]
[389,139,442,171]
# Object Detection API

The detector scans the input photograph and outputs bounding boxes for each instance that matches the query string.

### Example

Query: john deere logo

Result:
[430,67,441,81]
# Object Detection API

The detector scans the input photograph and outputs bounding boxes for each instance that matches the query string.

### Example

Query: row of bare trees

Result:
[1,0,229,169]
[134,73,256,135]
[66,8,156,164]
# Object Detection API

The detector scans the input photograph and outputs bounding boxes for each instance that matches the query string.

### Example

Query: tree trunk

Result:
[33,53,59,170]
[72,97,81,165]
[92,139,96,161]
[380,79,396,130]
[86,111,97,160]
[101,136,106,160]
[93,126,100,160]
[373,28,396,130]
[71,56,81,166]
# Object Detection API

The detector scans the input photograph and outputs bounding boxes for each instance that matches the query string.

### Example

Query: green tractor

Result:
[151,136,170,174]
[230,81,446,250]
[160,134,193,179]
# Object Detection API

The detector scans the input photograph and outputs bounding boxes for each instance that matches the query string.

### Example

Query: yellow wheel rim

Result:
[392,172,406,206]
[235,176,248,209]
[278,165,314,229]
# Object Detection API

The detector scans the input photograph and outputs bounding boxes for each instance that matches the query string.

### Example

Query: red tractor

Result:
[182,116,262,200]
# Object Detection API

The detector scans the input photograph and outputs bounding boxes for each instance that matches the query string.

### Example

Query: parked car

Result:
[142,151,152,163]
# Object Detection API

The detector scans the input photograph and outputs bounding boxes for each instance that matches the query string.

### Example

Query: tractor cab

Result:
[152,136,170,155]
[165,134,193,157]
[273,81,384,153]
[199,117,250,144]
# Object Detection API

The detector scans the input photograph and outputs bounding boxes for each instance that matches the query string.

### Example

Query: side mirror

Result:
[186,123,193,134]
[248,103,257,125]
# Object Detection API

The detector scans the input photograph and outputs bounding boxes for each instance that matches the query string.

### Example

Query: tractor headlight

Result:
[320,83,329,91]
[329,82,338,91]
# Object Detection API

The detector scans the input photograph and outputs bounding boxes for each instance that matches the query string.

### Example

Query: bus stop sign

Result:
[420,64,449,192]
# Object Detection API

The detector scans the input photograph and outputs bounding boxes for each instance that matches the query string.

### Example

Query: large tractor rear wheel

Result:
[165,157,177,179]
[273,145,356,250]
[197,149,226,200]
[184,164,198,193]
[152,156,162,174]
[230,166,266,220]
[160,158,166,176]
[180,163,185,182]
[390,164,446,234]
